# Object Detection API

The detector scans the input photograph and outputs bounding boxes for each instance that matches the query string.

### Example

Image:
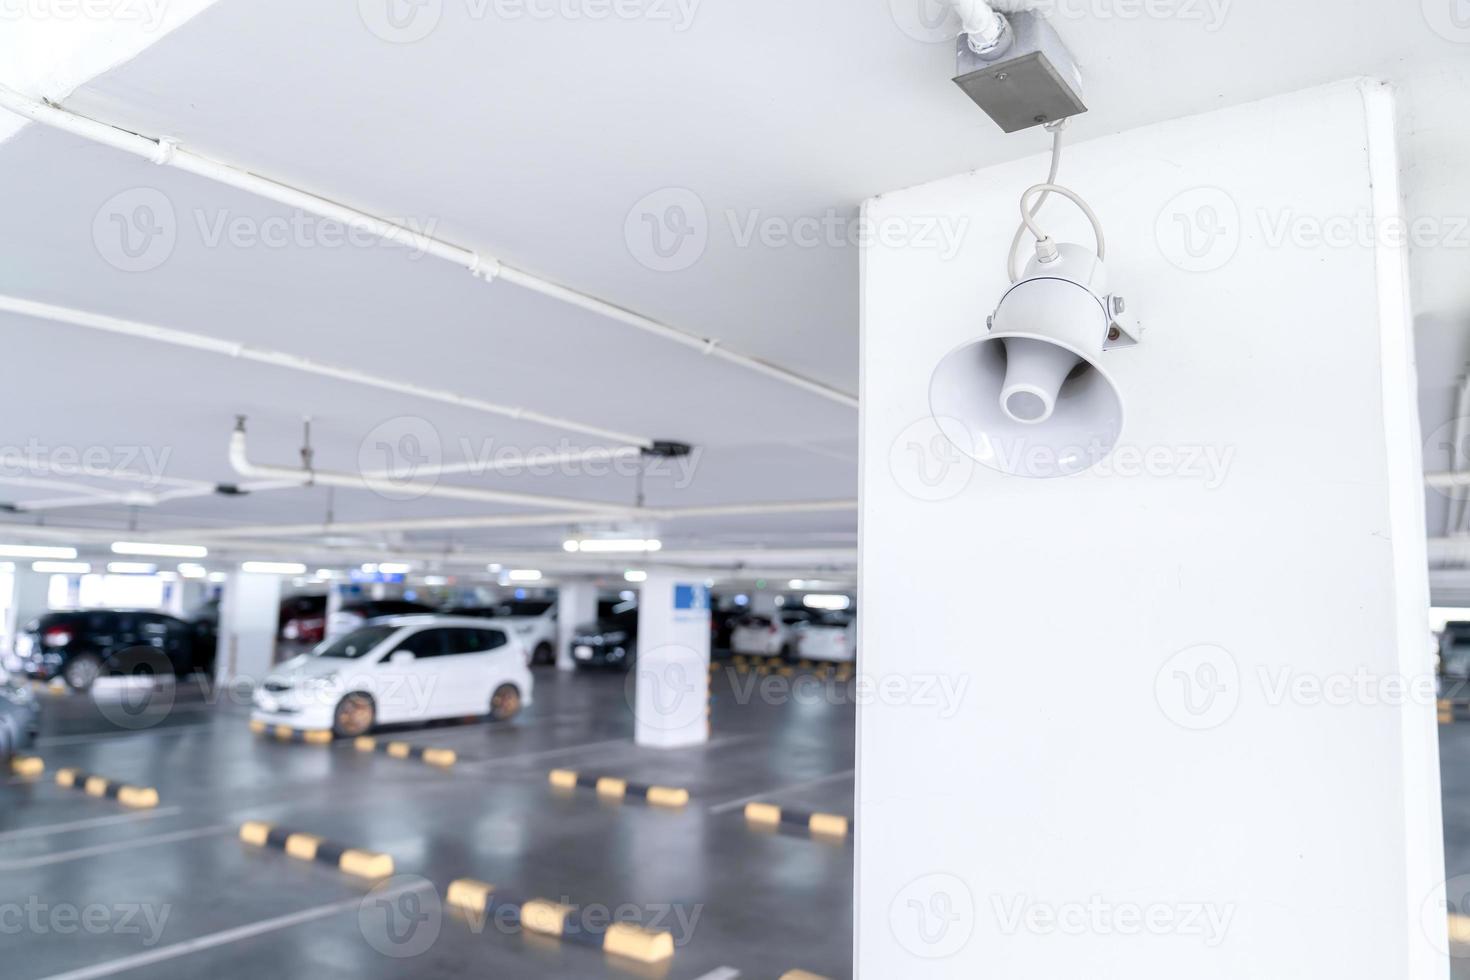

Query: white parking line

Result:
[690,969,742,980]
[0,824,233,871]
[456,736,636,768]
[37,723,216,747]
[706,769,855,814]
[0,807,183,842]
[32,881,433,980]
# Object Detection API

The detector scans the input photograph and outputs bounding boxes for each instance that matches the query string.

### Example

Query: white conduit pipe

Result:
[0,87,858,410]
[229,425,637,516]
[154,497,859,540]
[360,445,643,481]
[0,293,654,449]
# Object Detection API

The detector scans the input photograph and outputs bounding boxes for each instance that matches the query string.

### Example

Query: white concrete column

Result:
[7,569,51,652]
[633,570,710,748]
[858,80,1443,977]
[215,571,282,687]
[325,583,346,641]
[555,580,597,672]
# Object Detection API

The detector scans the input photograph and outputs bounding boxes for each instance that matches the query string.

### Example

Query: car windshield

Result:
[496,601,552,617]
[316,625,396,659]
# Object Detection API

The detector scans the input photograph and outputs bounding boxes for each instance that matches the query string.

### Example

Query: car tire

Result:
[533,642,554,666]
[332,692,376,738]
[489,684,521,721]
[64,654,103,692]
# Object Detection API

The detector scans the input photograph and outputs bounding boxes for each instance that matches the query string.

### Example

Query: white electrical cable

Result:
[1006,123,1065,283]
[1011,181,1107,280]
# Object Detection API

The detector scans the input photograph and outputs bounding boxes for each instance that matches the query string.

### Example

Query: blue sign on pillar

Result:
[673,583,709,618]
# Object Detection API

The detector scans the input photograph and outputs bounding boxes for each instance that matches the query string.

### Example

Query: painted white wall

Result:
[858,78,1442,977]
[214,570,280,687]
[634,570,710,748]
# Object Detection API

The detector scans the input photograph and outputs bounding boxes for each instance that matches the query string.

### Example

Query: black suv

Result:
[569,599,640,671]
[17,610,212,691]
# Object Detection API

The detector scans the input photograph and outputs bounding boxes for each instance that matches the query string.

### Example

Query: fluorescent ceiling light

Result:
[377,562,412,575]
[111,541,208,559]
[242,561,308,575]
[177,563,208,579]
[624,570,648,583]
[507,569,542,582]
[33,561,91,574]
[423,575,449,587]
[802,593,852,611]
[207,572,228,583]
[563,538,662,554]
[107,562,156,574]
[314,569,337,579]
[0,544,78,559]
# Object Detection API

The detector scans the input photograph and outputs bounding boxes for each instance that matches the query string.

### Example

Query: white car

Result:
[251,616,533,737]
[795,614,857,663]
[730,609,815,658]
[444,600,558,665]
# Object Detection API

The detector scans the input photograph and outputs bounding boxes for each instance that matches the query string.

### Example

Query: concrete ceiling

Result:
[0,0,1464,571]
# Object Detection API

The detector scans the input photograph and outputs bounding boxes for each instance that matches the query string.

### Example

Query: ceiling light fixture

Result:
[178,563,208,579]
[33,561,90,574]
[0,544,78,559]
[508,569,543,582]
[563,538,662,554]
[241,561,308,575]
[107,562,156,575]
[624,570,648,583]
[111,541,208,559]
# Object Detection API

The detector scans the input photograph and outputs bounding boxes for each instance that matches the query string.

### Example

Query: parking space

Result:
[2,666,855,979]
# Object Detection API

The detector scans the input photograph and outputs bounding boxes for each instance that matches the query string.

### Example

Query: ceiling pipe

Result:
[0,86,857,410]
[150,497,859,540]
[944,0,1012,55]
[229,419,637,516]
[359,445,644,482]
[0,293,655,448]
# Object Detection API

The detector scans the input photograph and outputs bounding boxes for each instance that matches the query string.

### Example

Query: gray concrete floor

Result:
[0,663,855,979]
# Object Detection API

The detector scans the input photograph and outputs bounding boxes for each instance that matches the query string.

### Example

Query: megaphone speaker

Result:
[928,243,1133,478]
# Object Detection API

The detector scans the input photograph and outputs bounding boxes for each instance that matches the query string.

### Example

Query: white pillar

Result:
[325,583,346,641]
[555,580,597,672]
[7,569,50,651]
[215,571,282,687]
[858,80,1442,977]
[633,570,710,748]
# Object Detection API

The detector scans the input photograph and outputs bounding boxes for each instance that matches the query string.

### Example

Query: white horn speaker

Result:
[929,242,1137,478]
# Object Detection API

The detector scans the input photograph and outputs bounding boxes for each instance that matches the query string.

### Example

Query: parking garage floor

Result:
[1,664,855,980]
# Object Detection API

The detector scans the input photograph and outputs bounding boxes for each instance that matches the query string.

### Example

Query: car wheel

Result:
[64,654,102,692]
[533,642,553,666]
[489,684,521,721]
[332,693,376,738]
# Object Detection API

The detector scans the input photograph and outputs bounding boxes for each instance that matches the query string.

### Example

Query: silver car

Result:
[0,681,39,759]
